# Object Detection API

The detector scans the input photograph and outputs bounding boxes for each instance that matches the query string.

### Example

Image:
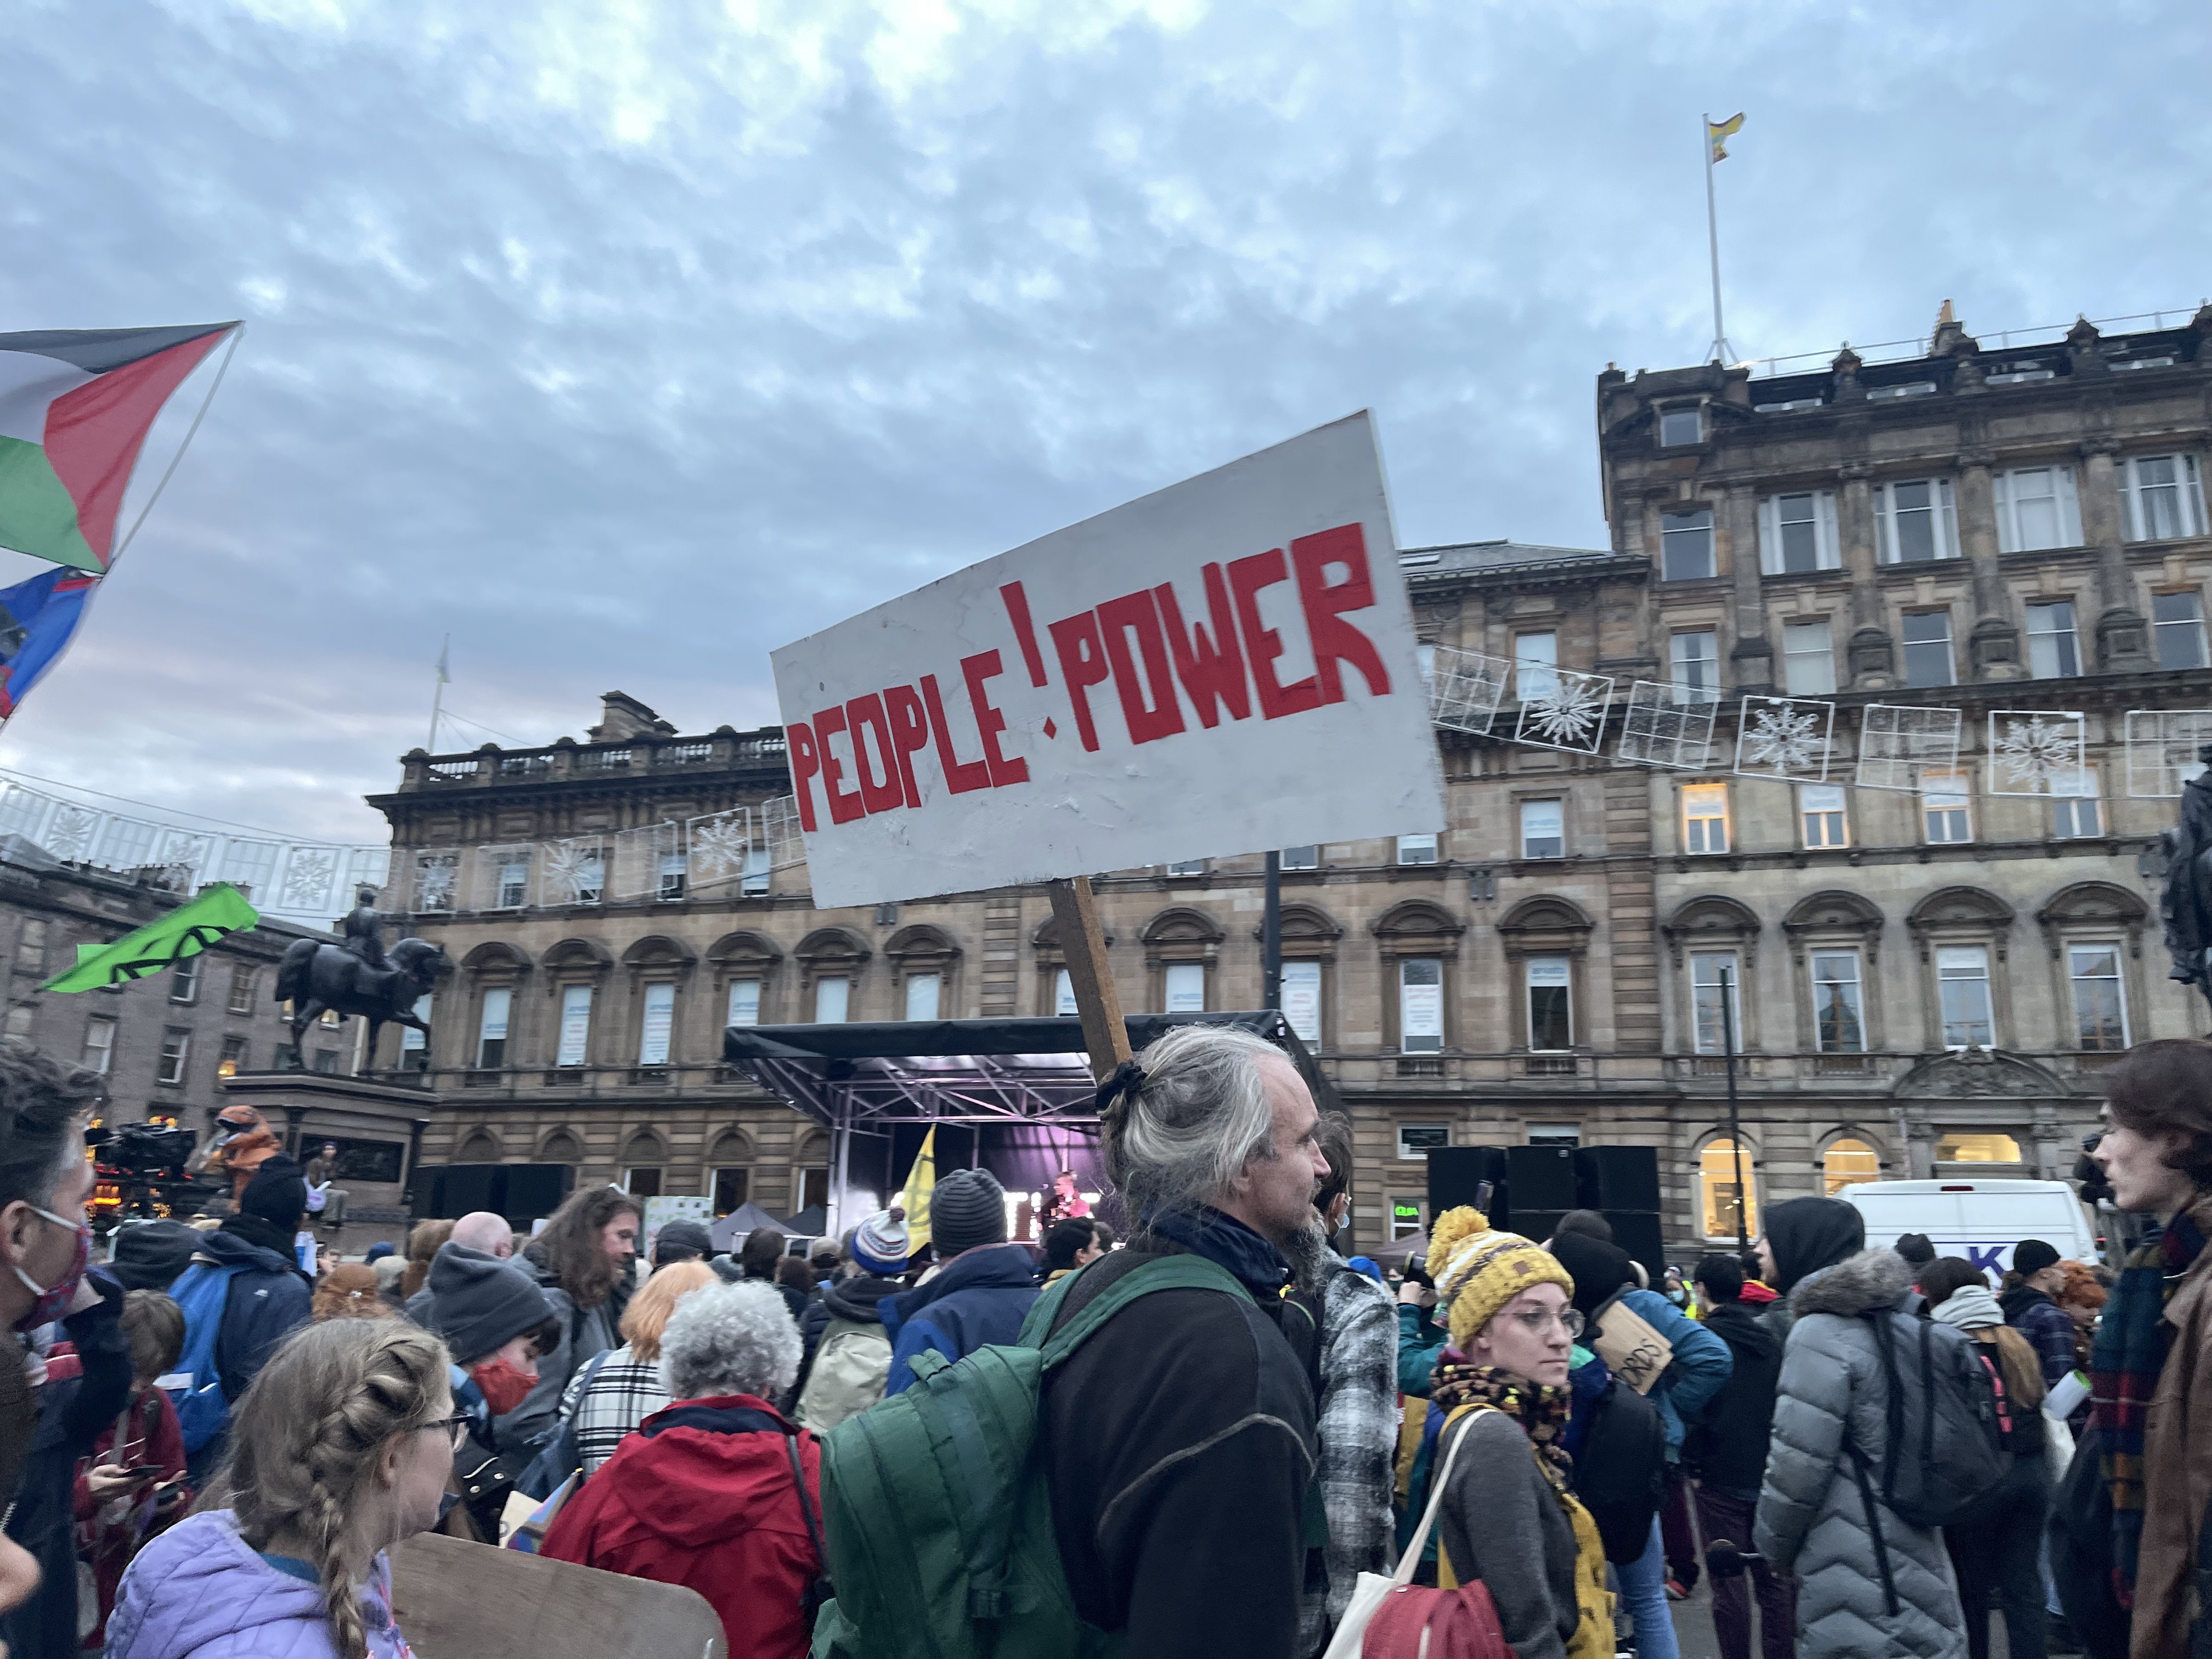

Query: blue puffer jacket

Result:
[882,1243,1040,1395]
[1612,1285,1731,1457]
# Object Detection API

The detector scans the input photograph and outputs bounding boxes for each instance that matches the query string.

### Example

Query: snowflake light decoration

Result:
[2124,709,2212,798]
[1854,704,1963,792]
[46,805,99,862]
[542,840,607,905]
[1513,667,1615,754]
[1616,681,1717,769]
[1733,696,1835,781]
[413,853,457,912]
[1426,645,1509,737]
[686,810,752,887]
[278,847,340,912]
[1987,711,2087,797]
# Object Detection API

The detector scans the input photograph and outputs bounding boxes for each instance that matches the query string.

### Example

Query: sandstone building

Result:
[368,304,2212,1254]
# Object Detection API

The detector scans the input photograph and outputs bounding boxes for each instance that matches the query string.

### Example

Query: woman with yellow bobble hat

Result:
[1425,1205,1615,1659]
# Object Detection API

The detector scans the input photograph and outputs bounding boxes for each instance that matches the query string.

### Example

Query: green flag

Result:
[40,883,259,992]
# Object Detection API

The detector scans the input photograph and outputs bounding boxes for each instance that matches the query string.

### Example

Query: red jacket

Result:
[74,1385,190,1647]
[538,1393,823,1659]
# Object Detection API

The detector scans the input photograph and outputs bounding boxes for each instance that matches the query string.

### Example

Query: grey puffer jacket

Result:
[1752,1249,1965,1659]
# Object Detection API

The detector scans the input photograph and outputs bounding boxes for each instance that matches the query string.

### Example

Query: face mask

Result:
[13,1206,90,1333]
[469,1355,536,1417]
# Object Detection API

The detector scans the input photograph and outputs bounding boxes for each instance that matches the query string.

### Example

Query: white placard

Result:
[642,1195,712,1255]
[770,414,1444,909]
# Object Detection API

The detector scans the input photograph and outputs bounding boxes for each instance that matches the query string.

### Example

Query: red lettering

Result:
[1154,563,1251,728]
[883,684,930,809]
[1097,589,1187,745]
[1291,524,1391,703]
[1048,610,1111,752]
[811,705,866,825]
[922,673,993,794]
[1228,548,1322,720]
[787,720,821,832]
[847,693,905,816]
[961,650,1028,787]
[1000,580,1049,688]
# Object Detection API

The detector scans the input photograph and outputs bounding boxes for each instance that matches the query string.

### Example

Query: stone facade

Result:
[367,303,2212,1255]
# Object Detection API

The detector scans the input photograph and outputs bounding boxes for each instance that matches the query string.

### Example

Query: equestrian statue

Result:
[275,887,450,1072]
[2160,743,2212,1033]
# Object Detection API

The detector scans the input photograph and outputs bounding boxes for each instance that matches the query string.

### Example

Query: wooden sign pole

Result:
[1046,876,1131,1082]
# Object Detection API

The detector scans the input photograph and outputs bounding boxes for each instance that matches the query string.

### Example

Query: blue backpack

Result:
[168,1260,249,1454]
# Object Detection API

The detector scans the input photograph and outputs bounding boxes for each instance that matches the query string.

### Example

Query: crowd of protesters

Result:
[0,1030,2205,1656]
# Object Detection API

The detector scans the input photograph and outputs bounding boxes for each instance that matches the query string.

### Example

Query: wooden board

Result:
[389,1530,725,1659]
[1047,875,1131,1080]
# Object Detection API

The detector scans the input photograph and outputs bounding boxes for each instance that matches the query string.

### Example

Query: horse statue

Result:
[274,935,451,1074]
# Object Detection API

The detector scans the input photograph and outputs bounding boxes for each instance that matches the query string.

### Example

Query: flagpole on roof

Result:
[429,634,450,752]
[1702,114,1735,366]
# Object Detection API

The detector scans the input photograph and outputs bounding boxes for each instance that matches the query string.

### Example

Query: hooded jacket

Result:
[1753,1248,1965,1659]
[1760,1197,1867,1341]
[881,1243,1040,1395]
[793,1274,900,1434]
[105,1510,411,1659]
[190,1228,313,1407]
[537,1395,823,1659]
[1996,1281,2080,1391]
[1683,1299,1784,1496]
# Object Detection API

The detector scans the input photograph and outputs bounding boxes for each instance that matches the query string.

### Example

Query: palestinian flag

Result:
[0,323,238,573]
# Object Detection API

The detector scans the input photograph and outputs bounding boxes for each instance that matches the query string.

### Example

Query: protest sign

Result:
[771,411,1447,910]
[642,1194,712,1255]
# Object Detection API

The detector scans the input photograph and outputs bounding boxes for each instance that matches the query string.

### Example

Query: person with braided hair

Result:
[105,1319,458,1659]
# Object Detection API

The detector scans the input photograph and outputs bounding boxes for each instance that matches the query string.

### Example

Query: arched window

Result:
[456,1129,501,1164]
[708,1128,755,1217]
[540,1128,584,1165]
[1699,1137,1759,1241]
[620,1129,665,1199]
[1822,1137,1879,1195]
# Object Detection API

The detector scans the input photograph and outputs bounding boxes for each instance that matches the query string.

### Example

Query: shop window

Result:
[1934,1132,2022,1164]
[1699,1138,1758,1240]
[1822,1138,1880,1195]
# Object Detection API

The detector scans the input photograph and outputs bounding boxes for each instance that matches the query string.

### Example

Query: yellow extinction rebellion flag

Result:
[1708,112,1745,162]
[900,1125,938,1251]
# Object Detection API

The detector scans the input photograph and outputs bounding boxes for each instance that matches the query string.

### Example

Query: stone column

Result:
[1837,461,1895,687]
[2080,438,2154,670]
[1723,484,1775,695]
[1956,449,2025,680]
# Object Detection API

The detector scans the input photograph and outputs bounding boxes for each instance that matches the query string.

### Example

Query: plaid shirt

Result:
[558,1344,670,1476]
[1297,1256,1401,1655]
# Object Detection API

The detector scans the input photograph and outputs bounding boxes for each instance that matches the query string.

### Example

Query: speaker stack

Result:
[1427,1143,1669,1280]
[411,1161,576,1226]
[1575,1146,1664,1280]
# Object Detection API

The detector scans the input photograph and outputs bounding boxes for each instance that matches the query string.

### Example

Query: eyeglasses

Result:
[421,1415,472,1449]
[1504,1304,1585,1340]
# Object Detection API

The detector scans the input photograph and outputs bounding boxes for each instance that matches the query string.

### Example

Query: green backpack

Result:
[809,1253,1252,1659]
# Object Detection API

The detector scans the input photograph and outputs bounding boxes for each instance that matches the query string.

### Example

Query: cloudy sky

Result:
[3,0,2208,845]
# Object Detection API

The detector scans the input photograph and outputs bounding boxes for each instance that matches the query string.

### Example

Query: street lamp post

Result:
[1719,963,1748,1256]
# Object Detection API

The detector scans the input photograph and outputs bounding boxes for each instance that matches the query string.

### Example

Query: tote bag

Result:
[1321,1407,1511,1659]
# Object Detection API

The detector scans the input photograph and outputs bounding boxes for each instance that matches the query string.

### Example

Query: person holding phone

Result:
[74,1290,192,1649]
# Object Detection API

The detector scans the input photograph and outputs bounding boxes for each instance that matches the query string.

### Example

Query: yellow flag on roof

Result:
[900,1125,938,1251]
[1708,112,1745,163]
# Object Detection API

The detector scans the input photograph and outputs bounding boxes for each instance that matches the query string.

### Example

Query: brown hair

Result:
[617,1260,714,1364]
[399,1218,453,1302]
[2102,1039,2212,1188]
[1313,1111,1354,1215]
[201,1321,450,1659]
[776,1256,817,1296]
[1918,1256,2047,1414]
[531,1186,643,1310]
[120,1290,184,1382]
[312,1263,395,1323]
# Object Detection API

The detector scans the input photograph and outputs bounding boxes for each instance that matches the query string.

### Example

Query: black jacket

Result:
[1681,1299,1782,1496]
[1039,1237,1319,1659]
[197,1224,313,1403]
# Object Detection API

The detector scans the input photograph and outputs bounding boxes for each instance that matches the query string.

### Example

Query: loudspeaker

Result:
[1576,1147,1661,1214]
[1607,1211,1666,1282]
[1510,1209,1567,1246]
[1508,1144,1578,1212]
[500,1164,575,1224]
[1427,1147,1508,1220]
[437,1164,498,1218]
[412,1163,574,1224]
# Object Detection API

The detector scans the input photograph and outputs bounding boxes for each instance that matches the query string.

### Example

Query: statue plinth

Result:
[218,1070,441,1256]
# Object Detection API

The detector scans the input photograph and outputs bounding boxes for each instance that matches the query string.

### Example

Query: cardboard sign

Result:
[389,1529,725,1658]
[771,413,1447,908]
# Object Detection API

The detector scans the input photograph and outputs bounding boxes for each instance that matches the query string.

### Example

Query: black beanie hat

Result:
[653,1221,713,1266]
[2013,1238,2061,1277]
[1547,1231,1637,1317]
[1765,1196,1866,1297]
[239,1157,308,1232]
[428,1243,556,1367]
[929,1169,1008,1257]
[109,1221,200,1293]
[1894,1233,1936,1267]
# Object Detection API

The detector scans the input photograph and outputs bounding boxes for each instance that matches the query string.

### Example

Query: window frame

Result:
[903,970,942,1022]
[1669,629,1720,704]
[217,1034,247,1080]
[1660,507,1717,580]
[1689,950,1743,1057]
[1809,950,1868,1054]
[2053,765,2103,840]
[495,859,531,909]
[1992,465,2083,553]
[1697,1136,1760,1242]
[1279,845,1321,871]
[1519,798,1565,860]
[2024,599,2081,679]
[2066,941,2130,1052]
[726,977,763,1028]
[1901,610,1956,689]
[1658,406,1705,449]
[1799,783,1849,850]
[1280,959,1323,1045]
[1398,957,1444,1054]
[1921,768,1974,844]
[226,963,256,1016]
[1681,782,1731,856]
[168,955,200,1006]
[475,986,513,1070]
[1525,955,1573,1053]
[2120,453,2209,542]
[156,1026,191,1085]
[1514,631,1559,702]
[1396,833,1440,866]
[1758,489,1842,574]
[814,975,851,1024]
[2154,590,2210,670]
[555,983,593,1068]
[1781,617,1837,695]
[1164,961,1207,1015]
[1395,1123,1451,1161]
[1874,477,1962,564]
[1936,945,1996,1049]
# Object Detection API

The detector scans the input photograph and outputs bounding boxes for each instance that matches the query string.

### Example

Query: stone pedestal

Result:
[219,1071,439,1257]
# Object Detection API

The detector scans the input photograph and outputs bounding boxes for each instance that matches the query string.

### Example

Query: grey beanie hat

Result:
[928,1169,1008,1257]
[428,1243,556,1365]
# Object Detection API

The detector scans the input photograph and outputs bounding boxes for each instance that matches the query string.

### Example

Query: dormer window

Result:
[1658,407,1703,447]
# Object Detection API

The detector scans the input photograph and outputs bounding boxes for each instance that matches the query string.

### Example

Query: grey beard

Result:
[1280,1216,1332,1293]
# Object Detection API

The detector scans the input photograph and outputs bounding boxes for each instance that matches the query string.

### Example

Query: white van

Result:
[1836,1178,2099,1276]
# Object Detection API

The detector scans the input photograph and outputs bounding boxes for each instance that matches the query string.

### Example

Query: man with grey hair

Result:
[1037,1023,1329,1659]
[538,1279,826,1655]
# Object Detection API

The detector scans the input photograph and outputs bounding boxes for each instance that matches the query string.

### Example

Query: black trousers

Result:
[1945,1453,2050,1659]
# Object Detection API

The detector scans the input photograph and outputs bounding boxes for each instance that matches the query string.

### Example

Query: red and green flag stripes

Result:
[0,323,238,572]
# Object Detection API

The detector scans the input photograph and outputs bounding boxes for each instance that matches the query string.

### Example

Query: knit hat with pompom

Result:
[1429,1206,1575,1350]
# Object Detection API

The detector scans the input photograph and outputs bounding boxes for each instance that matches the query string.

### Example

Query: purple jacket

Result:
[106,1510,413,1659]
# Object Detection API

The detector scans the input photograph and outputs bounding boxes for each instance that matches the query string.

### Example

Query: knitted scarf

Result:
[1429,1358,1573,1489]
[2094,1201,2210,1604]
